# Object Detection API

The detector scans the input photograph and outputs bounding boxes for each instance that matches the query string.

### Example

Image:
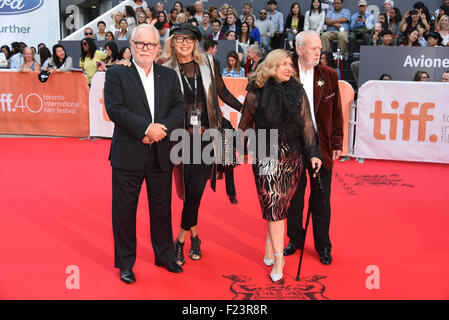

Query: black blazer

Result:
[285,14,305,32]
[105,62,186,172]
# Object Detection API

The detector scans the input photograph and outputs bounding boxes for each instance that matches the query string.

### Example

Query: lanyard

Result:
[179,62,198,109]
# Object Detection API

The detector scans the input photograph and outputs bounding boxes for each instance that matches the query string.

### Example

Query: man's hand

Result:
[144,123,167,144]
[310,157,322,178]
[332,150,342,160]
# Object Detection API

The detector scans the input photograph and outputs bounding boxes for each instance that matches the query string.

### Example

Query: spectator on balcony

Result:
[413,70,430,81]
[176,13,188,24]
[18,47,40,73]
[416,24,428,46]
[209,7,219,21]
[208,20,224,40]
[255,8,275,54]
[84,27,95,39]
[240,3,256,23]
[238,22,255,64]
[286,2,305,50]
[368,22,386,46]
[42,44,73,72]
[219,4,230,22]
[117,46,132,65]
[321,0,351,55]
[436,15,449,45]
[413,2,432,26]
[124,6,137,33]
[96,21,107,40]
[79,38,106,85]
[380,73,392,80]
[146,7,157,25]
[155,11,170,43]
[156,2,165,14]
[349,0,374,57]
[10,42,26,70]
[136,12,147,26]
[38,46,52,69]
[320,51,340,79]
[425,31,443,46]
[130,0,149,16]
[267,0,284,49]
[174,1,184,14]
[199,12,212,39]
[383,0,394,22]
[110,11,123,36]
[222,51,245,77]
[304,0,325,34]
[245,15,260,45]
[169,8,178,28]
[222,11,239,37]
[116,19,131,40]
[105,31,115,41]
[378,29,395,46]
[194,1,204,24]
[245,44,264,76]
[401,27,421,46]
[399,8,430,35]
[389,7,402,44]
[441,70,449,82]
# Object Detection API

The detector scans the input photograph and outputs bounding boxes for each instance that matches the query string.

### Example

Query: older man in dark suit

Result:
[283,31,343,265]
[105,24,186,284]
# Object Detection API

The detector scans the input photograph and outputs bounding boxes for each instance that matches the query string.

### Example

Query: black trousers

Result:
[225,170,236,197]
[286,166,333,253]
[181,163,212,230]
[112,148,174,270]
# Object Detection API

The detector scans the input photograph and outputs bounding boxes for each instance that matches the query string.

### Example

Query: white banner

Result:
[354,81,449,164]
[89,71,114,138]
[0,0,60,48]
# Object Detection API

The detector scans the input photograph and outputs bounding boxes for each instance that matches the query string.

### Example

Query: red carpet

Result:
[0,137,448,300]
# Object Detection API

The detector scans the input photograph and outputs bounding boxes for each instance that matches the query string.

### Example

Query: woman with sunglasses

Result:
[79,38,107,85]
[161,23,243,268]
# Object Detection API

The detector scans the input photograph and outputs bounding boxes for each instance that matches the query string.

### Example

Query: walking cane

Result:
[295,165,325,281]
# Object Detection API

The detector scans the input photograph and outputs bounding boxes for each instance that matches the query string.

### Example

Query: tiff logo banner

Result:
[355,81,449,164]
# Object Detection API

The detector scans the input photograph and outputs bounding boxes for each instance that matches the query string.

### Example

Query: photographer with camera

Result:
[399,7,430,35]
[348,0,374,57]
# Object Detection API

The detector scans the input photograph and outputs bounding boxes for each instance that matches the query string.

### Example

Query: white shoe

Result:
[263,238,274,266]
[270,253,285,282]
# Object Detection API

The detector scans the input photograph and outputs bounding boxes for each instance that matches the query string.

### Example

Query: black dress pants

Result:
[286,166,333,253]
[112,148,174,270]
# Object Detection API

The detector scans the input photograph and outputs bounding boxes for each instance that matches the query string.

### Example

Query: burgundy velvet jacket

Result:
[294,58,344,171]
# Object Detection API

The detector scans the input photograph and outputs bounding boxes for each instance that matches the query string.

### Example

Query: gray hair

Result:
[295,30,320,48]
[384,0,394,5]
[248,44,263,57]
[130,24,160,43]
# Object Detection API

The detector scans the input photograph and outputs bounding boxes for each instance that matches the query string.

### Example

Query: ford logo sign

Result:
[0,0,44,15]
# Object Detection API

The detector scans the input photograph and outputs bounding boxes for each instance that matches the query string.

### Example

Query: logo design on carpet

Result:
[345,173,414,188]
[222,274,329,300]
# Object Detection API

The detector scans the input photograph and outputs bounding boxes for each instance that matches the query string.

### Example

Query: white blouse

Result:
[304,10,326,34]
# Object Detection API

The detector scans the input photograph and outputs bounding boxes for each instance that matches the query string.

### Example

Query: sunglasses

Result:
[85,32,93,35]
[259,12,267,15]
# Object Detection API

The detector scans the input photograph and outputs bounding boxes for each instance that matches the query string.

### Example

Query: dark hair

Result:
[211,19,221,26]
[157,11,168,23]
[309,0,322,15]
[379,73,392,80]
[289,2,301,17]
[203,39,217,51]
[118,46,131,60]
[226,50,240,72]
[380,29,393,37]
[170,7,178,14]
[390,7,402,24]
[238,22,251,43]
[378,13,388,23]
[105,31,115,40]
[174,1,184,12]
[39,46,51,65]
[186,6,195,17]
[402,27,420,46]
[413,2,431,24]
[52,44,67,68]
[97,20,106,27]
[413,70,429,81]
[124,5,136,18]
[105,41,119,63]
[80,38,97,62]
[147,6,157,19]
[320,51,337,69]
[1,45,11,59]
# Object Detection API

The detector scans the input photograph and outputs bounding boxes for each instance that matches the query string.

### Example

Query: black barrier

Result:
[358,46,449,86]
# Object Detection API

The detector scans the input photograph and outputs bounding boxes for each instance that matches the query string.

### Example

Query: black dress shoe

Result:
[318,247,332,265]
[120,269,136,284]
[155,258,183,273]
[228,195,238,204]
[283,241,297,256]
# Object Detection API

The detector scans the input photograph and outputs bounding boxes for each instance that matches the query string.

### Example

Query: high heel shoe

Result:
[270,253,285,282]
[189,235,201,261]
[175,239,185,266]
[263,238,274,266]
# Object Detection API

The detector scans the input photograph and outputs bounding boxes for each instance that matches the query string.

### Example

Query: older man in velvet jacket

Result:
[283,31,343,265]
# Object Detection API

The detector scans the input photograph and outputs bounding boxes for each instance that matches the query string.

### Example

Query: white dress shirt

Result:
[133,59,155,133]
[298,61,317,130]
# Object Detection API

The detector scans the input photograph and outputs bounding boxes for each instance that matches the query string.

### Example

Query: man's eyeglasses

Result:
[259,12,267,15]
[132,41,159,50]
[174,36,195,44]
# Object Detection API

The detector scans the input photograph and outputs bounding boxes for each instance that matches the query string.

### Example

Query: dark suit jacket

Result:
[105,62,186,172]
[294,58,344,171]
